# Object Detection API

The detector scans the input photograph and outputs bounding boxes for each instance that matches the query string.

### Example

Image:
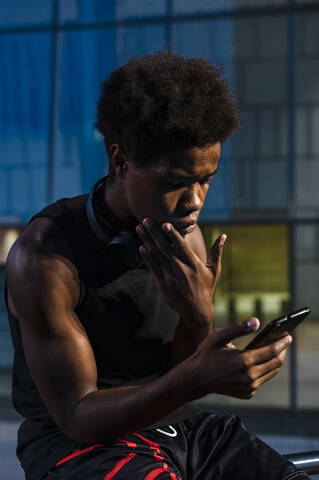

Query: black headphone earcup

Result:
[109,230,142,270]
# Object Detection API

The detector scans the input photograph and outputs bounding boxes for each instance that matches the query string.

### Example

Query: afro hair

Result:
[95,51,240,167]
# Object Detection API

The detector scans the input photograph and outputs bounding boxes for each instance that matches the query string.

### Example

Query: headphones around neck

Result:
[86,177,142,270]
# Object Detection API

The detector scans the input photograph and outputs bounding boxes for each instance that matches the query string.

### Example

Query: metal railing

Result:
[286,451,319,475]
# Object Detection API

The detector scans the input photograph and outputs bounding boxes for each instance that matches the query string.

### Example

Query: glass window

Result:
[295,12,319,217]
[52,29,116,201]
[0,229,21,264]
[173,0,287,15]
[59,0,166,24]
[0,229,21,373]
[116,24,167,64]
[294,224,319,408]
[59,0,116,23]
[172,19,235,73]
[0,265,13,375]
[115,0,166,20]
[0,33,51,223]
[199,224,290,408]
[0,0,53,27]
[173,15,288,220]
[53,24,166,200]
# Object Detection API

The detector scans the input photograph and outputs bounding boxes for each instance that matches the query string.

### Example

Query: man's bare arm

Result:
[6,218,291,445]
[6,219,194,444]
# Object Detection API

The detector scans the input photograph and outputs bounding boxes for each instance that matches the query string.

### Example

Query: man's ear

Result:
[108,144,128,178]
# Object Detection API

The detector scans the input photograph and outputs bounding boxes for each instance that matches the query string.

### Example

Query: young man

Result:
[6,52,308,479]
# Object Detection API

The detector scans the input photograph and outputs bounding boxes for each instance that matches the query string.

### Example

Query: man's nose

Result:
[180,184,203,212]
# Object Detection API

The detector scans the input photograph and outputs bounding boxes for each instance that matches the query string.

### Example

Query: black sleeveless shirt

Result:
[6,192,198,480]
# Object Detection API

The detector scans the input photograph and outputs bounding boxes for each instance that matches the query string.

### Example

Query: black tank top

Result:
[5,193,198,480]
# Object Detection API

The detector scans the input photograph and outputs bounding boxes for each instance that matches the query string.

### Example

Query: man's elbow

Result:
[60,416,114,445]
[58,396,117,445]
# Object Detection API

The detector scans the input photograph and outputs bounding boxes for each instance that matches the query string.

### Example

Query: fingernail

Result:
[164,223,172,232]
[288,335,293,344]
[245,317,259,332]
[136,225,145,235]
[143,218,153,228]
[220,234,227,246]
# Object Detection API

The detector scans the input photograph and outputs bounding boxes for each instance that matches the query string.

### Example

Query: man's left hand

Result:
[136,217,226,328]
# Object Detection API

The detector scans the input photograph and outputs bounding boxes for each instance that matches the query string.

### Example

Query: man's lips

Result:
[173,222,196,234]
[180,224,196,234]
[172,214,198,230]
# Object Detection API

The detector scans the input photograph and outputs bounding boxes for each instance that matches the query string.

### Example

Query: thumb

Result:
[213,317,260,346]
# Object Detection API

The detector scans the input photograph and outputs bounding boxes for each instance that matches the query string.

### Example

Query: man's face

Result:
[123,143,221,236]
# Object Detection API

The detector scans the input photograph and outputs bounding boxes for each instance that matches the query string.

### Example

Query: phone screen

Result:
[245,306,311,350]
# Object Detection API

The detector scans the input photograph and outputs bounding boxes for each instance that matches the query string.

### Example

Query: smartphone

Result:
[245,306,311,350]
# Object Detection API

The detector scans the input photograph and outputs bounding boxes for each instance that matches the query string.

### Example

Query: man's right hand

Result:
[187,317,292,400]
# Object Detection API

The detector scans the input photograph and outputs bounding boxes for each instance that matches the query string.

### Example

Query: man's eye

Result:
[168,181,184,188]
[167,177,213,188]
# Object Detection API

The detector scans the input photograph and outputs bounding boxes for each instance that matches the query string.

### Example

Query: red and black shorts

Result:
[45,412,309,479]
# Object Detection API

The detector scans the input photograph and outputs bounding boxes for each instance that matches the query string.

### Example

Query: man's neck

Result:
[103,179,137,230]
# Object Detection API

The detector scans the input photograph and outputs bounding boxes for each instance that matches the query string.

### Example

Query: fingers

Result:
[216,350,287,399]
[217,369,280,399]
[253,348,287,379]
[238,348,287,386]
[136,218,196,266]
[213,317,260,346]
[252,369,280,389]
[136,221,171,271]
[161,222,197,265]
[207,234,227,281]
[137,219,171,259]
[227,335,290,398]
[242,334,292,368]
[138,245,163,279]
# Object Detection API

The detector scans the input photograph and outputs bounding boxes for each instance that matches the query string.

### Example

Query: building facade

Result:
[1,0,319,413]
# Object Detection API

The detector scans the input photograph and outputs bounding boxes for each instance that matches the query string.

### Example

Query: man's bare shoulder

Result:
[6,216,80,317]
[7,188,89,266]
[7,215,75,274]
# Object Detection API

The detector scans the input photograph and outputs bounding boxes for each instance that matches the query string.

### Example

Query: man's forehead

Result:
[152,143,220,176]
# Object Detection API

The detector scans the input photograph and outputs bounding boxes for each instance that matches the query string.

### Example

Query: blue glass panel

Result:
[59,0,166,24]
[52,29,116,200]
[295,11,319,218]
[116,24,167,65]
[173,16,289,220]
[173,0,234,14]
[0,33,51,224]
[53,24,166,200]
[0,0,52,27]
[173,0,287,14]
[172,20,234,82]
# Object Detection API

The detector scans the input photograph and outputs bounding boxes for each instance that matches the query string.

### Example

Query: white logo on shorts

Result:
[156,425,178,437]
